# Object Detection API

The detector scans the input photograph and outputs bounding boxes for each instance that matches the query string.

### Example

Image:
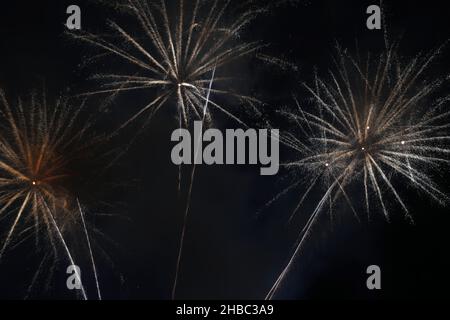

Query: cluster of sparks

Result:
[266,43,450,299]
[0,91,102,299]
[0,0,448,301]
[73,0,264,129]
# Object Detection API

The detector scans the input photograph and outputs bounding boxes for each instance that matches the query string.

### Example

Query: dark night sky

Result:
[0,0,449,300]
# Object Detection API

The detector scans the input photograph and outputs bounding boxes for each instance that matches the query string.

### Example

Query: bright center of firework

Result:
[32,181,37,186]
[325,163,330,167]
[401,141,405,145]
[361,147,365,151]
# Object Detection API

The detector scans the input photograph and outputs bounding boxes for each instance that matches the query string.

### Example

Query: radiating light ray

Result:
[78,198,102,300]
[266,42,450,299]
[0,192,31,262]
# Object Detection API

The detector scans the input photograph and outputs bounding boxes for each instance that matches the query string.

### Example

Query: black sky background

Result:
[0,0,449,300]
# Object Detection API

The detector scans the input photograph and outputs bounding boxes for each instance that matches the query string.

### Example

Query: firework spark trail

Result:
[43,198,88,300]
[72,0,263,130]
[0,193,31,262]
[25,251,49,299]
[78,198,102,300]
[172,64,216,300]
[266,42,450,299]
[266,177,339,300]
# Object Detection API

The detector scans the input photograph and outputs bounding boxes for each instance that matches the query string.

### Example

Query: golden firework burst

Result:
[0,89,104,299]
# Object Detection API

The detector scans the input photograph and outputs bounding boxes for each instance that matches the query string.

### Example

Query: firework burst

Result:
[72,0,279,300]
[266,42,450,299]
[72,0,265,129]
[0,90,105,299]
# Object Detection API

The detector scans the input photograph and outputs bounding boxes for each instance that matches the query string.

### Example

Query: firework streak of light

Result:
[0,90,104,300]
[266,42,450,299]
[172,64,217,300]
[71,0,265,130]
